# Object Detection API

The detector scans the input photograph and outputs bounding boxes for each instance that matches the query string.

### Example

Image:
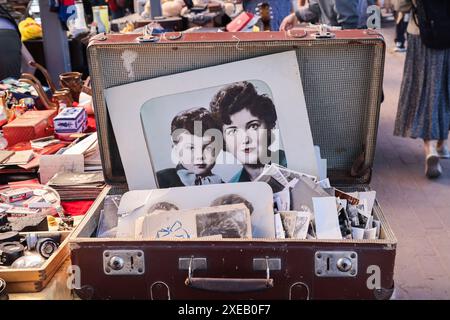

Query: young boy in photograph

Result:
[156,107,224,188]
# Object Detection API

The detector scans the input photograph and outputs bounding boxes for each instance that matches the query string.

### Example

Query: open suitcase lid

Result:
[87,29,385,188]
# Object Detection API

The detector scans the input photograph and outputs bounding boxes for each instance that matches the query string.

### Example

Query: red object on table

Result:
[3,110,57,147]
[86,115,96,132]
[1,114,98,216]
[50,116,97,217]
[4,180,94,217]
[61,200,94,216]
[8,179,40,186]
[226,11,254,32]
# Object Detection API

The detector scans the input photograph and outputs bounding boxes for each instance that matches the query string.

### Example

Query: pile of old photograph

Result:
[95,51,382,241]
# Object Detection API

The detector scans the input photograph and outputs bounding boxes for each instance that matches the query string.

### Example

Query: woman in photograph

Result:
[210,81,286,182]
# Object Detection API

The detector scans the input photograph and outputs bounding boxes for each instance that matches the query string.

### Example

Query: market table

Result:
[9,258,74,300]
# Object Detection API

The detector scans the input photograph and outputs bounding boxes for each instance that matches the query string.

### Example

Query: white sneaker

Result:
[394,42,407,52]
[437,144,450,159]
[425,154,442,179]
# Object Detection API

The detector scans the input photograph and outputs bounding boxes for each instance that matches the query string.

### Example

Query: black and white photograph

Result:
[116,182,275,239]
[292,211,311,240]
[196,205,252,239]
[280,211,297,238]
[105,51,318,190]
[139,203,251,239]
[140,80,287,188]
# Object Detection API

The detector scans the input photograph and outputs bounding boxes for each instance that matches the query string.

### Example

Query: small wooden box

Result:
[0,231,71,293]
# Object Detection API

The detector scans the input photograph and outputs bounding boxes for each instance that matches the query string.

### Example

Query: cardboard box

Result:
[3,110,57,147]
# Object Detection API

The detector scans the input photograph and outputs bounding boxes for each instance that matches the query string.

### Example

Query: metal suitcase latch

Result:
[103,250,145,275]
[313,24,336,39]
[315,251,357,277]
[137,25,160,43]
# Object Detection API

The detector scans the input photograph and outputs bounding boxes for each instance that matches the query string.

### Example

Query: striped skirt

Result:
[394,34,450,140]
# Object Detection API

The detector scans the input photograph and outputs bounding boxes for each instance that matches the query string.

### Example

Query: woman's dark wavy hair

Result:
[209,81,277,130]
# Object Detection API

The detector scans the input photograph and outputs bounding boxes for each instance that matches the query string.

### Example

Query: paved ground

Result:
[373,23,450,299]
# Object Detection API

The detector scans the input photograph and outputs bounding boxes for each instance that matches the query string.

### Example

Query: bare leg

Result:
[424,140,442,178]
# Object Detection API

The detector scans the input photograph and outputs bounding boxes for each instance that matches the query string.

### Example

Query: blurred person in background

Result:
[243,0,292,31]
[108,0,134,19]
[393,10,409,52]
[0,4,35,80]
[394,0,450,178]
[279,0,360,31]
[0,4,22,80]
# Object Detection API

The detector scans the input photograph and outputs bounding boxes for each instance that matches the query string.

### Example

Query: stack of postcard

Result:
[56,132,100,171]
[259,164,380,241]
[47,171,105,201]
[0,150,34,167]
[137,204,252,240]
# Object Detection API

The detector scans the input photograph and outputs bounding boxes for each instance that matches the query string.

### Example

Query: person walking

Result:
[394,10,409,52]
[393,0,450,178]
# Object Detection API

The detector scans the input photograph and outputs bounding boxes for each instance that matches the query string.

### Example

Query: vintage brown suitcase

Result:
[69,29,397,300]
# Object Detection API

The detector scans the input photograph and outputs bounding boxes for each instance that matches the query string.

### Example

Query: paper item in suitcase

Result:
[290,175,331,213]
[312,197,342,239]
[279,211,311,239]
[116,182,274,238]
[139,204,252,239]
[105,51,318,190]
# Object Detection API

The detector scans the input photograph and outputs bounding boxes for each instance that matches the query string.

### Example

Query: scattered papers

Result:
[2,150,34,166]
[279,211,311,239]
[47,171,105,200]
[274,213,285,239]
[313,197,342,239]
[139,204,252,240]
[39,154,84,184]
[63,132,97,156]
[349,191,377,216]
[30,136,60,149]
[84,144,102,171]
[291,175,330,213]
[116,182,274,239]
[0,150,14,163]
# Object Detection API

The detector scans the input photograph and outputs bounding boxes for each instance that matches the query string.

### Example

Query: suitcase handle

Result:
[185,277,274,293]
[184,256,274,292]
